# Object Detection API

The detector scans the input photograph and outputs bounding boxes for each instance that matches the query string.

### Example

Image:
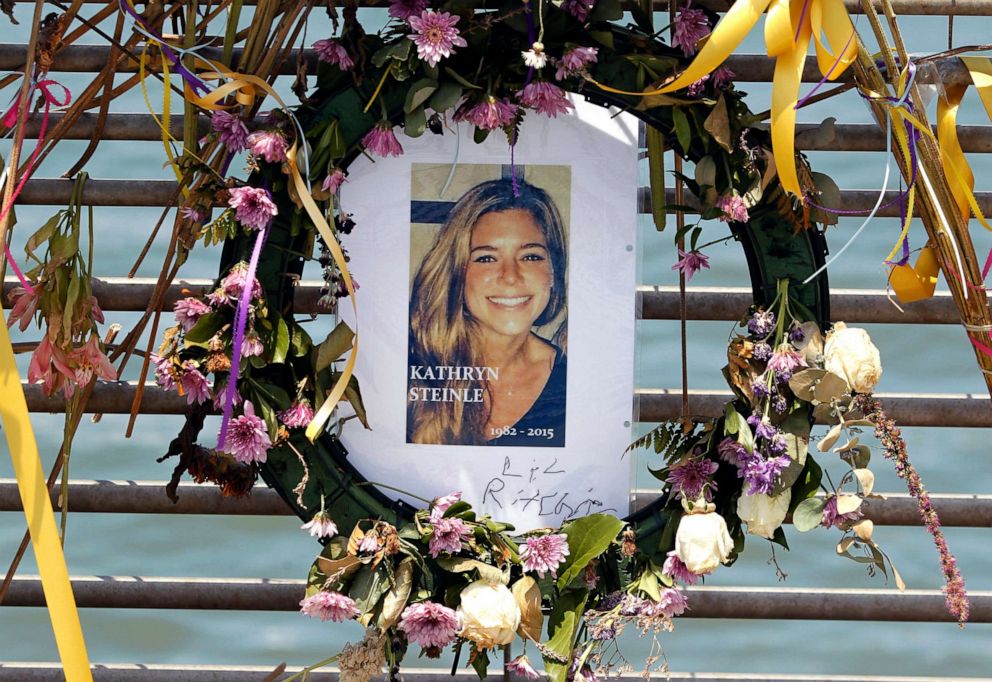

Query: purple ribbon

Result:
[216,221,270,450]
[118,0,209,96]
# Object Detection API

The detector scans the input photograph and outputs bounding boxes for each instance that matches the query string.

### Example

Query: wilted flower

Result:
[398,601,460,649]
[240,331,264,358]
[6,285,41,331]
[520,533,570,578]
[662,550,699,586]
[210,110,249,152]
[28,336,76,397]
[454,96,517,131]
[747,309,776,337]
[741,454,791,495]
[179,362,211,405]
[322,168,347,195]
[299,590,360,622]
[672,1,711,56]
[301,510,338,539]
[506,655,542,679]
[173,297,212,332]
[555,46,598,80]
[429,491,462,521]
[69,334,118,387]
[359,533,383,554]
[227,186,278,231]
[221,401,271,464]
[362,122,404,158]
[821,494,864,528]
[656,587,689,617]
[429,517,470,557]
[218,263,264,304]
[517,82,574,118]
[522,42,547,69]
[388,0,429,21]
[674,501,733,575]
[672,248,710,282]
[717,193,749,223]
[738,490,791,539]
[824,322,882,393]
[666,457,718,501]
[767,345,807,381]
[559,0,597,22]
[279,401,315,428]
[712,66,737,89]
[457,580,521,649]
[247,130,287,163]
[313,39,355,70]
[408,11,466,68]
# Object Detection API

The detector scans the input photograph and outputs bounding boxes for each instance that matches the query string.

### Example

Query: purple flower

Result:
[362,122,404,158]
[221,401,271,464]
[454,96,517,131]
[279,401,315,429]
[219,263,264,303]
[672,2,711,56]
[772,394,789,414]
[506,655,542,679]
[686,74,710,97]
[429,491,462,521]
[151,354,176,391]
[747,310,775,337]
[228,186,278,231]
[173,297,212,333]
[751,375,772,398]
[672,248,710,282]
[398,601,460,649]
[408,11,466,68]
[313,39,354,70]
[747,414,779,441]
[388,0,429,21]
[247,130,287,164]
[559,0,597,22]
[428,517,470,557]
[210,110,249,152]
[666,457,718,501]
[767,345,807,381]
[717,437,747,467]
[752,342,773,361]
[556,46,598,81]
[788,324,806,343]
[180,362,211,405]
[299,590,360,622]
[717,193,749,223]
[521,533,570,578]
[821,495,864,528]
[765,432,788,456]
[712,66,736,89]
[517,82,574,118]
[322,168,347,195]
[240,331,263,358]
[212,380,242,411]
[618,594,646,616]
[656,587,688,617]
[742,455,791,495]
[662,550,699,585]
[301,510,337,539]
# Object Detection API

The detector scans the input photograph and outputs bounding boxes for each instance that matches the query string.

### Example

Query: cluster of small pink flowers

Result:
[173,297,212,332]
[313,38,355,70]
[408,10,467,68]
[210,110,249,152]
[362,122,404,158]
[672,1,711,56]
[398,601,460,649]
[717,193,749,223]
[521,532,570,578]
[227,186,278,231]
[322,168,347,195]
[517,82,574,118]
[672,248,710,282]
[279,401,315,429]
[555,46,598,80]
[686,73,709,97]
[662,549,699,585]
[454,96,517,131]
[299,590,360,622]
[428,517,470,557]
[221,401,271,464]
[388,0,428,21]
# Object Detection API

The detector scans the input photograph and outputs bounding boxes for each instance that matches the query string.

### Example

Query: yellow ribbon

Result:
[138,46,188,197]
[889,245,938,303]
[1,306,92,681]
[591,0,856,199]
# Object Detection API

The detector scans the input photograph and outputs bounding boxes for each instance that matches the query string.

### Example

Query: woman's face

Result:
[464,208,553,340]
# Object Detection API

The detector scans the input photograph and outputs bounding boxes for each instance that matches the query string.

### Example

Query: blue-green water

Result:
[1,8,991,678]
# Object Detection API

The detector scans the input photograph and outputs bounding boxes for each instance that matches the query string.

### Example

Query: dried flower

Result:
[429,491,462,521]
[173,297,212,332]
[219,262,264,304]
[322,168,347,195]
[672,248,710,282]
[210,111,249,152]
[717,193,750,223]
[656,587,689,618]
[672,1,711,56]
[686,74,710,97]
[388,0,429,21]
[517,82,574,118]
[279,401,315,429]
[662,550,699,586]
[429,517,470,557]
[767,345,807,381]
[338,629,386,682]
[747,309,776,337]
[666,457,718,501]
[521,533,570,578]
[362,122,404,158]
[227,186,278,231]
[151,353,177,392]
[240,331,264,358]
[301,510,338,539]
[555,46,598,80]
[408,11,466,68]
[559,0,597,22]
[674,500,733,575]
[246,130,287,164]
[179,362,211,405]
[506,655,542,679]
[820,494,864,529]
[6,285,41,332]
[221,401,272,464]
[299,590,360,622]
[454,96,517,131]
[313,39,355,70]
[398,601,460,649]
[737,490,791,539]
[457,580,521,649]
[522,42,547,69]
[824,322,882,393]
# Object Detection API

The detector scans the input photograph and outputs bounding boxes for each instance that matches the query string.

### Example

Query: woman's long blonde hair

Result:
[407,178,567,444]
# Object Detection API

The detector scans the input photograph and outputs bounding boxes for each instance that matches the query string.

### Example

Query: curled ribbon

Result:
[590,0,857,199]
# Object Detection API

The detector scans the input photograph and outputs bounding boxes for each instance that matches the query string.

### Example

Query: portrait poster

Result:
[338,97,638,529]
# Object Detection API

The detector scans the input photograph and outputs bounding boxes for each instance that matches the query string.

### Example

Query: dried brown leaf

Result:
[511,576,544,642]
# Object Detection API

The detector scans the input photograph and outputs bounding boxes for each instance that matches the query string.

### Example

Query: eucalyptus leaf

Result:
[792,497,825,532]
[835,494,863,515]
[840,444,872,469]
[788,368,827,402]
[774,410,810,492]
[556,515,625,589]
[853,468,875,496]
[817,423,843,452]
[814,372,850,403]
[694,156,717,188]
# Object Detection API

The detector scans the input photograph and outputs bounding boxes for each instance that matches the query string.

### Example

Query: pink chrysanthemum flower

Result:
[408,11,467,68]
[219,262,264,304]
[151,354,177,392]
[212,380,242,411]
[521,533,570,578]
[362,122,404,158]
[560,0,597,22]
[313,39,355,70]
[173,297,212,332]
[299,590,360,622]
[322,168,347,194]
[555,46,598,80]
[657,587,689,617]
[506,655,542,679]
[221,401,271,464]
[240,331,264,358]
[388,0,429,21]
[210,110,249,152]
[666,457,718,501]
[301,510,338,539]
[517,82,574,118]
[672,248,710,282]
[428,517,470,557]
[279,401,315,429]
[429,491,462,522]
[717,193,749,223]
[228,186,278,231]
[672,1,711,56]
[712,65,736,89]
[454,96,518,131]
[247,130,288,164]
[180,362,211,405]
[398,601,460,649]
[662,549,699,586]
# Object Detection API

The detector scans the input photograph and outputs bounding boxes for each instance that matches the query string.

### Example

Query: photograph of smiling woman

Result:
[407,177,568,446]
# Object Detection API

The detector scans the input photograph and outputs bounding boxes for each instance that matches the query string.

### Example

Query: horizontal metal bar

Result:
[20,381,992,427]
[3,575,989,622]
[2,479,987,526]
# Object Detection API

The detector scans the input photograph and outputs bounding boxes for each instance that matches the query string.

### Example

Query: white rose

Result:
[674,502,734,575]
[737,490,791,540]
[823,322,882,394]
[457,580,521,649]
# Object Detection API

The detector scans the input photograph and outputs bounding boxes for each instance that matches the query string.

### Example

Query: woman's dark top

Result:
[488,346,566,447]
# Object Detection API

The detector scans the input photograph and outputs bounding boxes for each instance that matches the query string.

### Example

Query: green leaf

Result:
[405,105,427,138]
[544,589,588,682]
[556,514,625,589]
[350,565,391,613]
[788,455,822,513]
[305,559,326,599]
[405,78,438,113]
[63,275,81,339]
[24,214,60,259]
[471,647,489,679]
[254,395,278,437]
[183,312,226,348]
[290,324,312,358]
[371,40,411,68]
[694,156,717,188]
[272,315,290,364]
[428,81,462,113]
[588,0,622,21]
[646,127,666,231]
[314,321,354,372]
[251,380,291,410]
[672,107,691,154]
[793,497,826,532]
[344,374,370,429]
[443,67,482,90]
